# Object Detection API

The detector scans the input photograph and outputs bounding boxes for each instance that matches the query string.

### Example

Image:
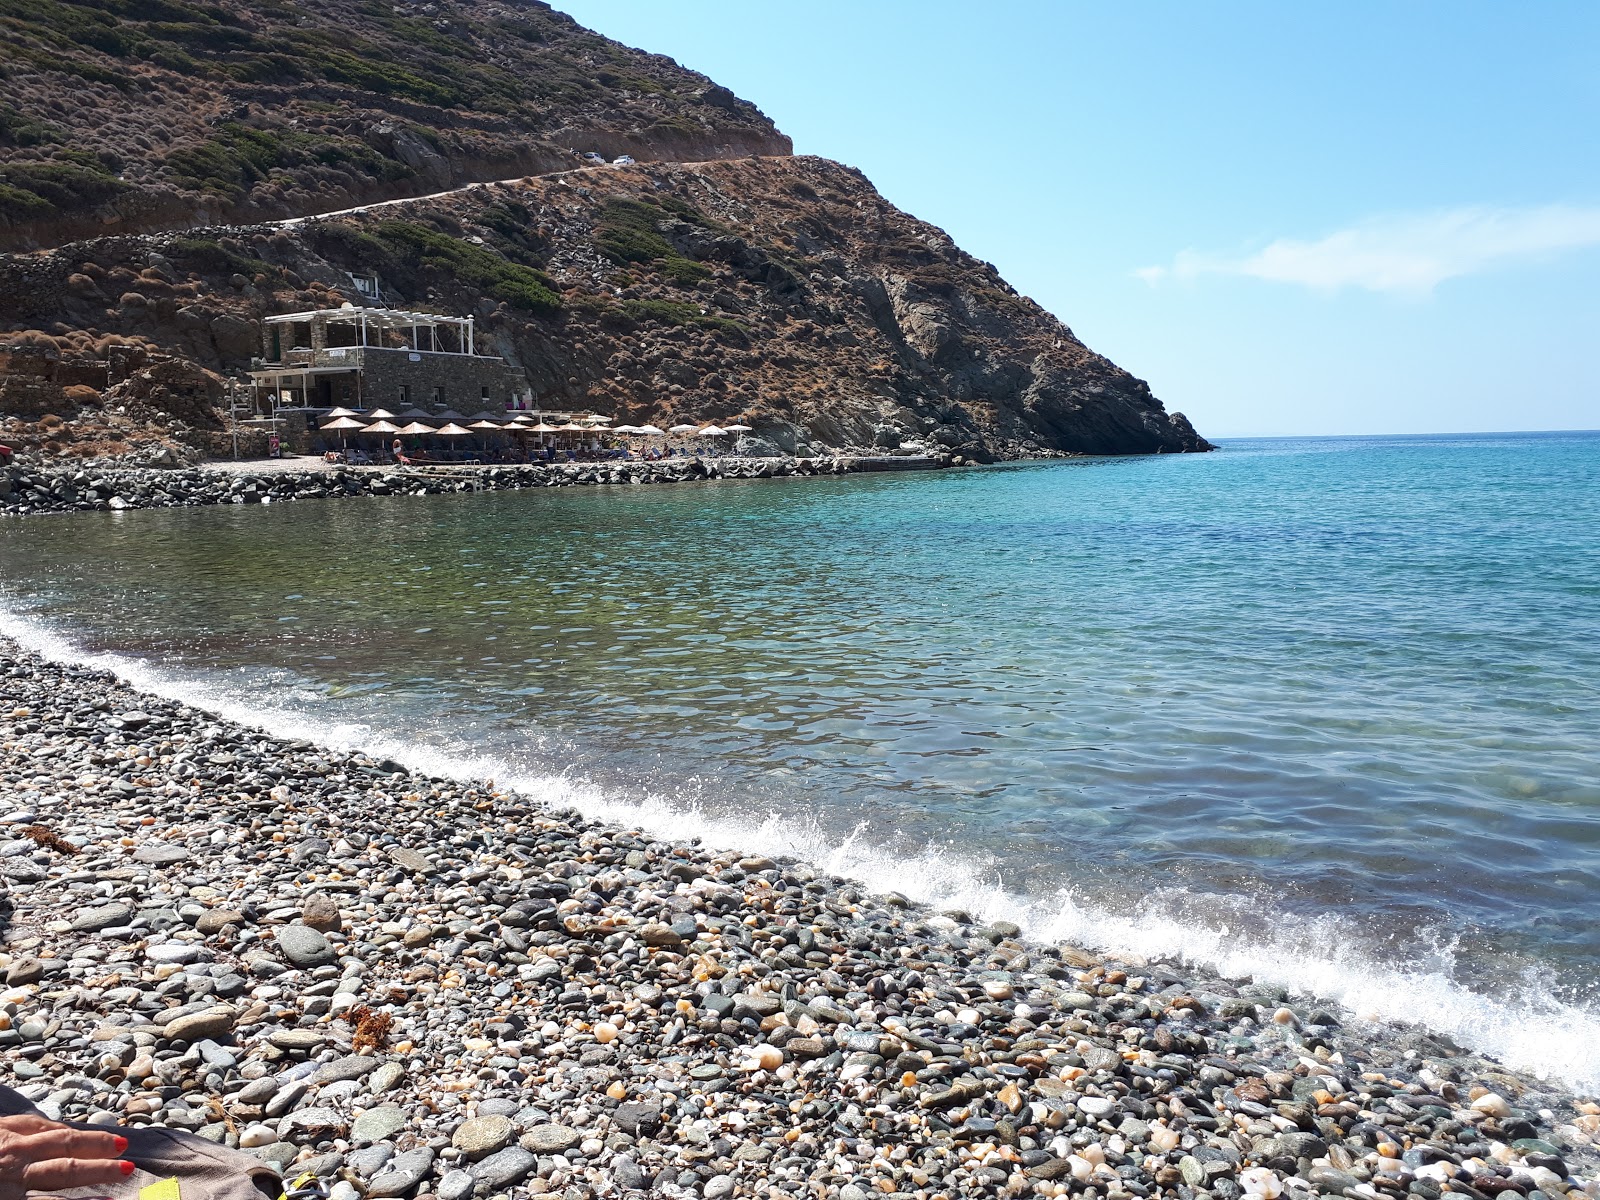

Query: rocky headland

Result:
[3,638,1598,1200]
[1,2,1209,464]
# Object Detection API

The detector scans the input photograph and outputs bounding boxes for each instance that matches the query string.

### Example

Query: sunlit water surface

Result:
[4,432,1599,1088]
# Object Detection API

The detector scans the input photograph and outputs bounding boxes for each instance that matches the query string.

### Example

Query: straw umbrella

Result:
[324,406,360,418]
[318,415,365,451]
[367,408,398,420]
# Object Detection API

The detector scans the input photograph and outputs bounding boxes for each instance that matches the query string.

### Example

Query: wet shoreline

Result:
[2,633,1596,1200]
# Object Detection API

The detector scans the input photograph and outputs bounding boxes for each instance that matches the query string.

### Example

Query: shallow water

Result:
[5,432,1599,1088]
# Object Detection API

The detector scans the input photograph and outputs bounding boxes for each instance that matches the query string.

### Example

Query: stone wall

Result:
[356,348,525,415]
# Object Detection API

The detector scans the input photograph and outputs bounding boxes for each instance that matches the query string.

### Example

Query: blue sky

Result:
[557,2,1599,437]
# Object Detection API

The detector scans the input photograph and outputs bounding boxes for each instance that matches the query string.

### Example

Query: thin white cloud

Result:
[1138,204,1600,295]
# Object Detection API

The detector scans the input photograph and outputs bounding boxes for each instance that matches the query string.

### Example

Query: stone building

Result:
[248,303,531,415]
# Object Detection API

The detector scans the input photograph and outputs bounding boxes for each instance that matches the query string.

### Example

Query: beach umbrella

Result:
[398,408,433,420]
[469,419,503,430]
[527,422,561,433]
[435,422,472,436]
[556,422,589,432]
[724,424,752,433]
[324,406,360,418]
[612,424,642,434]
[318,414,365,451]
[366,408,398,420]
[364,419,403,434]
[698,424,728,437]
[637,424,665,436]
[435,409,466,420]
[397,421,435,435]
[669,423,698,435]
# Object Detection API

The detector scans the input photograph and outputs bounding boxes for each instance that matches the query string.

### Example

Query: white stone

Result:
[239,1124,277,1148]
[1472,1093,1512,1119]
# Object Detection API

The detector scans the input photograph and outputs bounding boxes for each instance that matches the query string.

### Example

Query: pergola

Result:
[263,305,478,355]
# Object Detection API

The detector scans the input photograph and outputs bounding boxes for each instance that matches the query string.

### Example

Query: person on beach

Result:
[1,1087,280,1200]
[0,1113,131,1200]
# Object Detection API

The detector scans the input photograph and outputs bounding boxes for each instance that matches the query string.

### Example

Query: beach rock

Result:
[284,1107,347,1137]
[388,847,433,874]
[519,1124,580,1154]
[614,1102,662,1137]
[300,893,342,931]
[71,903,133,932]
[468,1147,534,1195]
[367,1148,436,1197]
[351,1105,408,1145]
[194,908,247,934]
[6,958,46,986]
[133,844,189,865]
[276,923,334,966]
[451,1115,513,1159]
[164,1006,235,1043]
[314,1055,378,1085]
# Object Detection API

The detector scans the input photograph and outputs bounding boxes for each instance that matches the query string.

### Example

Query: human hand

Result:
[0,1114,132,1200]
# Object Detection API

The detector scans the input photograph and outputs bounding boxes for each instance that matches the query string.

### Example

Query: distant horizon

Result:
[1208,426,1600,441]
[556,1,1599,441]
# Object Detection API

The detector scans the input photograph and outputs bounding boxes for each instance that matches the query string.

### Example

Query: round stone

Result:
[352,1105,408,1145]
[451,1114,514,1159]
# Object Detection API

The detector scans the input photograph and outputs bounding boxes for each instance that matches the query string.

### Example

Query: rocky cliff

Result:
[0,1,1209,460]
[0,0,788,250]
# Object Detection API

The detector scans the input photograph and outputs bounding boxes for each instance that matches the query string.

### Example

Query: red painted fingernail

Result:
[120,1161,136,1176]
[114,1136,129,1153]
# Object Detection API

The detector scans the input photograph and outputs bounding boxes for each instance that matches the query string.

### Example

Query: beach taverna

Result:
[248,301,532,417]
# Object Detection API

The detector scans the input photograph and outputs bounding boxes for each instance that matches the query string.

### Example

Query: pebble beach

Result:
[0,455,950,518]
[3,636,1598,1200]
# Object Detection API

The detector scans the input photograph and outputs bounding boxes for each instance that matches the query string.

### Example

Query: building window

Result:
[481,386,490,400]
[398,385,409,406]
[432,386,444,404]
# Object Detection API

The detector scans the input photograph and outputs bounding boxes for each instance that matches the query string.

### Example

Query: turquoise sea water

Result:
[4,431,1599,1087]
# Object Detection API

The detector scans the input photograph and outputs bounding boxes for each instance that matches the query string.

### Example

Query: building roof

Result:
[263,305,472,329]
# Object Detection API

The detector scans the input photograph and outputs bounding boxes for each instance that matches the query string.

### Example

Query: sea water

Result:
[4,432,1598,1088]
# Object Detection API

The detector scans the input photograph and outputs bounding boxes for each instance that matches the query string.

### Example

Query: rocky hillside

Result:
[0,0,788,250]
[0,2,1209,460]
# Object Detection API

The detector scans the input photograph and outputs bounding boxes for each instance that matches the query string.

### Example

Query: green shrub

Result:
[164,123,409,198]
[596,198,674,264]
[620,298,700,325]
[165,237,276,280]
[0,157,126,220]
[307,222,400,277]
[164,124,284,195]
[596,196,720,288]
[0,182,53,221]
[370,220,561,315]
[0,106,62,148]
[658,257,710,286]
[619,298,744,338]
